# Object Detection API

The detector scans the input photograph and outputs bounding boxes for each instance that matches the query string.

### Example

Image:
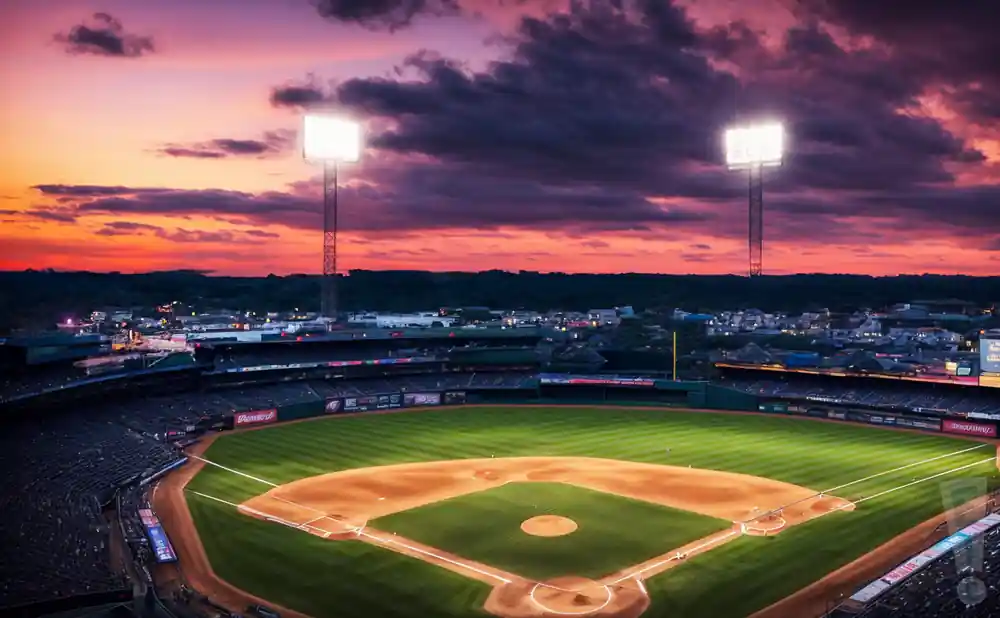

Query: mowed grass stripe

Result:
[187,406,1000,618]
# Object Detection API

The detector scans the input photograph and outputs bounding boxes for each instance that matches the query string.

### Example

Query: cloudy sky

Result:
[2,0,998,276]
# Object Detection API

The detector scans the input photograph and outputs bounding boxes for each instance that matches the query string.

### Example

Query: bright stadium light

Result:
[724,121,786,277]
[301,114,364,322]
[724,122,784,170]
[302,114,361,163]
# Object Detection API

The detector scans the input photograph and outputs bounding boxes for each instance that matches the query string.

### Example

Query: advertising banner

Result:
[444,391,467,404]
[324,398,343,414]
[943,419,997,438]
[850,579,891,604]
[137,509,177,563]
[539,373,655,388]
[827,410,847,421]
[969,412,1000,421]
[895,417,942,431]
[403,392,441,407]
[343,393,402,412]
[234,409,277,427]
[882,554,933,584]
[981,338,1000,374]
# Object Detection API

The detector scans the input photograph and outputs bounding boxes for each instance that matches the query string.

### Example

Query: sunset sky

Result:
[2,0,999,276]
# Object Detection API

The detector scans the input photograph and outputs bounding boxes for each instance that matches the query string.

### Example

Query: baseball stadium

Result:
[3,328,1000,618]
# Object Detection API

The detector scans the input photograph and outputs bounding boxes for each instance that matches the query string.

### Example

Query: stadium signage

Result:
[942,419,997,438]
[539,374,656,387]
[848,513,1000,606]
[137,508,178,563]
[343,393,402,412]
[235,409,278,426]
[325,398,342,413]
[403,392,441,407]
[968,412,1000,421]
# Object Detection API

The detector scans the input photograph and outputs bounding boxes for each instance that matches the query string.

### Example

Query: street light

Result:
[302,114,363,321]
[724,122,784,277]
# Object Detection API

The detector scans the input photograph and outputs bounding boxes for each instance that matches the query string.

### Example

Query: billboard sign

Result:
[325,398,342,413]
[234,409,277,427]
[539,374,655,388]
[403,392,441,407]
[943,419,997,438]
[443,391,467,404]
[137,509,177,563]
[982,338,1000,374]
[343,393,402,412]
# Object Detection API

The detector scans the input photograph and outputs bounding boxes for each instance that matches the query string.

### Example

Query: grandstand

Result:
[3,333,999,617]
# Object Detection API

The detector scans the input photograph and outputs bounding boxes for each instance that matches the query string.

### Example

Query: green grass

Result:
[372,481,730,579]
[185,406,1000,618]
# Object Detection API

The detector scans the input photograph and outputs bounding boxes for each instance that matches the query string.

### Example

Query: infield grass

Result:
[373,481,730,579]
[185,405,1000,618]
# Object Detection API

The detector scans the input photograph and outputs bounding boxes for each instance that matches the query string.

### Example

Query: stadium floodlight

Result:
[724,121,785,277]
[301,114,364,322]
[724,122,784,170]
[302,114,362,163]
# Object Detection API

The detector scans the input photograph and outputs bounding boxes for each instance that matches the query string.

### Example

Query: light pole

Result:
[302,114,362,321]
[724,122,784,277]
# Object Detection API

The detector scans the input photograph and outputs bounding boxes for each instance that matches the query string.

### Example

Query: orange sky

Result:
[1,0,998,277]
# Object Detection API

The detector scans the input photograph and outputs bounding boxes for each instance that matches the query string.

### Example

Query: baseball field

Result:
[155,405,1000,618]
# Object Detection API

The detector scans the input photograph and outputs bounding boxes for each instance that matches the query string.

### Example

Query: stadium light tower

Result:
[724,122,784,277]
[302,114,362,321]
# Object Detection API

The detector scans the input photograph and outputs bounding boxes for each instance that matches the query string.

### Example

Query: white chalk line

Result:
[188,455,277,487]
[744,443,992,524]
[608,528,741,584]
[187,449,996,606]
[839,456,998,510]
[185,488,511,585]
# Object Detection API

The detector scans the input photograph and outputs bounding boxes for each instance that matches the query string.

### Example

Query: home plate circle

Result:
[530,577,612,615]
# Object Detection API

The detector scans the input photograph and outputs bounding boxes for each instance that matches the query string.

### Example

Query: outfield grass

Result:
[372,481,730,579]
[185,406,1000,618]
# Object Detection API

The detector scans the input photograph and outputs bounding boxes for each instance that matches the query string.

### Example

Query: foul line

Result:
[747,443,991,523]
[188,455,277,487]
[841,456,998,510]
[608,528,741,584]
[185,488,511,585]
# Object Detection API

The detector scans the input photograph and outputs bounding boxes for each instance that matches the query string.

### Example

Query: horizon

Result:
[3,268,997,282]
[2,1,999,276]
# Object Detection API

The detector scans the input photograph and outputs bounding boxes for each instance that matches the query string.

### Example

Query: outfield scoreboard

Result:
[981,338,1000,388]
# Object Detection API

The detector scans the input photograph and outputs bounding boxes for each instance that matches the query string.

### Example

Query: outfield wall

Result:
[216,380,996,440]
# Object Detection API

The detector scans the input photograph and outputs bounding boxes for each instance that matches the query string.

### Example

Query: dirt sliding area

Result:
[232,456,854,618]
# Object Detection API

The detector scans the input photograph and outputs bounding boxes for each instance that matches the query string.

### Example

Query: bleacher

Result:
[726,377,1000,416]
[833,506,1000,617]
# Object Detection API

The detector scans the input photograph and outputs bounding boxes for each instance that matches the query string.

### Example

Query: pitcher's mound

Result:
[521,515,578,537]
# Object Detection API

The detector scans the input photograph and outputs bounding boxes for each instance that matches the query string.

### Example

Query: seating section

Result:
[834,517,1000,618]
[726,377,1000,415]
[0,371,534,609]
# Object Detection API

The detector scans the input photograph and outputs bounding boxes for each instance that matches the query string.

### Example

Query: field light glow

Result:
[302,114,362,163]
[725,123,784,168]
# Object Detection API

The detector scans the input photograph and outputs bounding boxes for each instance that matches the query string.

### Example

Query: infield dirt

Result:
[151,405,994,618]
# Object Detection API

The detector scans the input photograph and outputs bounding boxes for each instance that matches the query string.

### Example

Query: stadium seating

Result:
[834,515,1000,617]
[726,377,1000,415]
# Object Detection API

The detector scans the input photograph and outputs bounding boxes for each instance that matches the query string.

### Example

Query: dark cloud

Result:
[796,0,1000,125]
[324,1,984,204]
[0,208,76,223]
[156,130,294,159]
[94,220,278,243]
[54,13,154,58]
[270,79,329,109]
[310,0,460,32]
